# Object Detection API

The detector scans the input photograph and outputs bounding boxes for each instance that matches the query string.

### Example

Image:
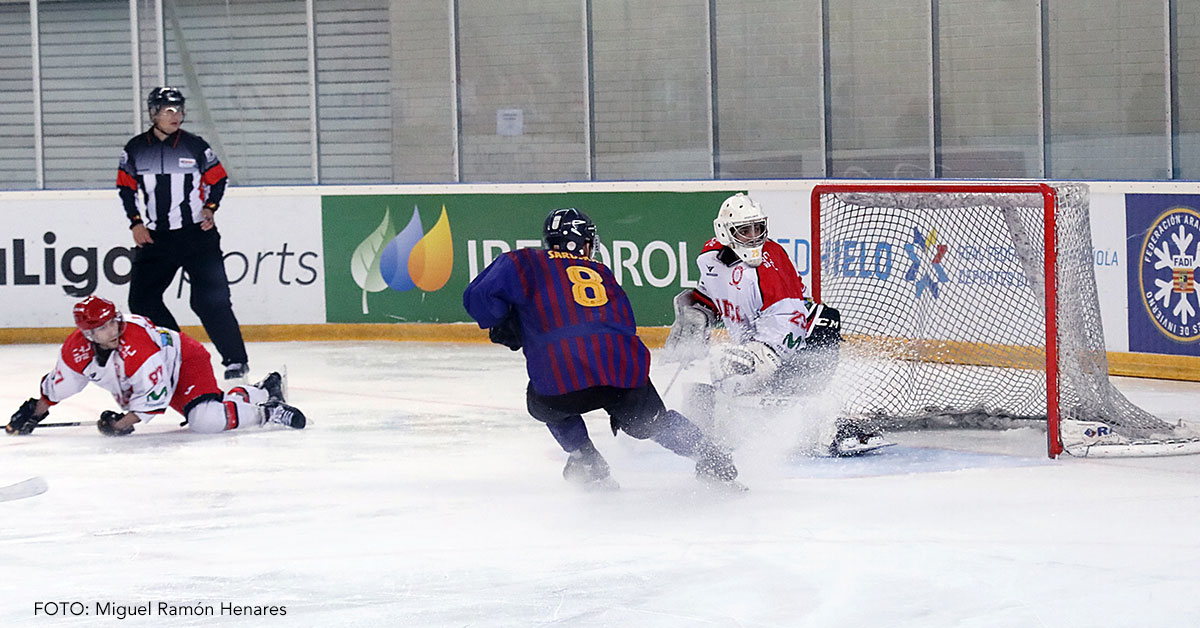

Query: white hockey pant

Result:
[185,384,271,434]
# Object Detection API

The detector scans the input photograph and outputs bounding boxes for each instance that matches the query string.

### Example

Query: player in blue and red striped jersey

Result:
[463,208,741,490]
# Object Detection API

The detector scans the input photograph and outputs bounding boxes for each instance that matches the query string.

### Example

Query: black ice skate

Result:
[224,362,249,381]
[255,371,286,403]
[694,440,747,491]
[828,418,893,457]
[562,442,619,490]
[261,400,306,429]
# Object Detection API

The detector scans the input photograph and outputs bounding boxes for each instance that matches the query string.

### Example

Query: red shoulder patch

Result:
[757,240,807,309]
[118,323,160,377]
[700,238,724,254]
[60,331,93,374]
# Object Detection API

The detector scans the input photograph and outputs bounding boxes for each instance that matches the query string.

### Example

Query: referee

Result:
[117,87,249,381]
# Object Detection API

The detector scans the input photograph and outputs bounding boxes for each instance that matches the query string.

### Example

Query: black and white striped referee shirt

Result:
[117,128,228,231]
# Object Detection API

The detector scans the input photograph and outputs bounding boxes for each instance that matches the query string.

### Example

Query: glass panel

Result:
[135,0,158,103]
[937,0,1040,178]
[458,0,586,182]
[0,3,35,189]
[1179,1,1200,179]
[315,0,391,184]
[714,0,822,179]
[8,1,1198,187]
[1047,0,1167,180]
[388,0,454,182]
[164,0,312,185]
[592,0,711,180]
[40,0,133,189]
[827,0,931,179]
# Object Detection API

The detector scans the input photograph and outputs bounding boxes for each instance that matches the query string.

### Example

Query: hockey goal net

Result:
[811,182,1200,458]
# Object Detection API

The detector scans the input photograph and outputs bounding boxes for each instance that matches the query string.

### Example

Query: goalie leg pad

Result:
[682,383,716,429]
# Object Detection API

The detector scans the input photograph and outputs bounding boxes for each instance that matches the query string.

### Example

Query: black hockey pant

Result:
[526,381,706,457]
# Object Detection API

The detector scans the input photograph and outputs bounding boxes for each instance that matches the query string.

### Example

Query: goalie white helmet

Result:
[714,193,768,267]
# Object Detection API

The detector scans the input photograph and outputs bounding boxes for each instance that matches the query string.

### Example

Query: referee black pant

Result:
[128,225,248,366]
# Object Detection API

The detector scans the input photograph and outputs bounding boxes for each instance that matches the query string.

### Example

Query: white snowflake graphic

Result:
[1150,225,1200,325]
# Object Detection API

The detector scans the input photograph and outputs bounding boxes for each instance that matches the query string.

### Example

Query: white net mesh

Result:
[817,184,1187,451]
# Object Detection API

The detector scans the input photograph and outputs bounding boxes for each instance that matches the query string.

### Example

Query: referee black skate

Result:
[117,87,249,381]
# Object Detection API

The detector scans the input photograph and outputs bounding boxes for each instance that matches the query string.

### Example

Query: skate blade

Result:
[279,364,289,402]
[696,475,749,492]
[829,440,896,457]
[573,477,620,492]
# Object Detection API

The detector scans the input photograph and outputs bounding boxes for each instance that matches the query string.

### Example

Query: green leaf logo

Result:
[350,208,396,314]
[148,386,168,401]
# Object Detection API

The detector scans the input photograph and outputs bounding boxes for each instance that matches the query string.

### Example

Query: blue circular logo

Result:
[1138,207,1200,343]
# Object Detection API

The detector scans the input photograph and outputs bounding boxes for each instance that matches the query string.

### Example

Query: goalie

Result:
[664,193,885,456]
[6,296,305,437]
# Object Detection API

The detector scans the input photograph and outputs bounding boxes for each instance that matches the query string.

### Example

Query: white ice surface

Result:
[3,341,1200,627]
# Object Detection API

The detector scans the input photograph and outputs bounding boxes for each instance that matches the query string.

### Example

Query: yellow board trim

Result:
[0,324,1193,381]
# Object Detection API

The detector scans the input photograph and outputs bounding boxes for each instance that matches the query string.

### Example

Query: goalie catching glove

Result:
[6,398,48,435]
[710,340,781,394]
[663,290,716,364]
[97,410,134,437]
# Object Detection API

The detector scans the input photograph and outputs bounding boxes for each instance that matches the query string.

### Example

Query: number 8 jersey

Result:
[463,247,651,396]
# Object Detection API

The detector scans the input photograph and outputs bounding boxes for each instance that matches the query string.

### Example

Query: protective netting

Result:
[816,184,1184,446]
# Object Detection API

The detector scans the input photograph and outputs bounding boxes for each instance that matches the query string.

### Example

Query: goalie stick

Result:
[0,476,48,502]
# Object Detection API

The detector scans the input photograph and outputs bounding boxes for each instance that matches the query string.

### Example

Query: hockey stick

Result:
[4,420,82,435]
[34,421,83,429]
[0,477,48,502]
[660,359,692,397]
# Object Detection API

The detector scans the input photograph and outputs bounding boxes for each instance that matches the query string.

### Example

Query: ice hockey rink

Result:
[3,339,1200,627]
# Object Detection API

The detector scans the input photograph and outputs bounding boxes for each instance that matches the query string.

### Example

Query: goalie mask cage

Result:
[811,183,1200,458]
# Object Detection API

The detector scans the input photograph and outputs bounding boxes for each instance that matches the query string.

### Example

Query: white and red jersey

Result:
[40,315,185,422]
[694,238,816,355]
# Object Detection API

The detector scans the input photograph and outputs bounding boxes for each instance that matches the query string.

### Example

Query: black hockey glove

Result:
[806,303,842,349]
[6,398,48,435]
[489,312,523,351]
[97,410,134,437]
